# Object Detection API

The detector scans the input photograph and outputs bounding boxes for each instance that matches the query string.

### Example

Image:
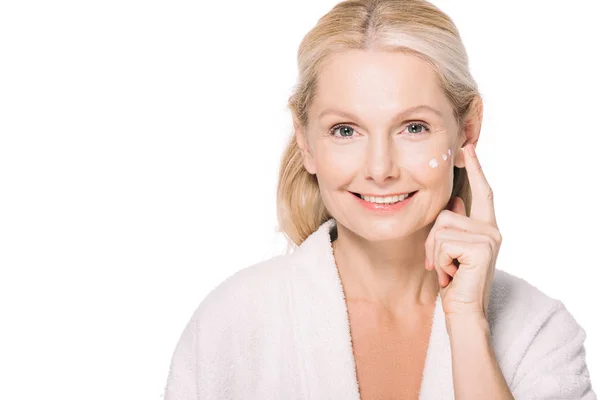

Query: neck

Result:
[331,221,440,313]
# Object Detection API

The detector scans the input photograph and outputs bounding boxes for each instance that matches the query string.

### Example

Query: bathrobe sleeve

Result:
[162,267,267,400]
[510,301,597,399]
[163,309,200,400]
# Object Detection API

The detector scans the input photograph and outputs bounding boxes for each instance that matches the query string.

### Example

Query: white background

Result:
[1,0,598,398]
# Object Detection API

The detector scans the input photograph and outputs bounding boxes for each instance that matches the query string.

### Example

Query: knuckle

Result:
[440,240,451,254]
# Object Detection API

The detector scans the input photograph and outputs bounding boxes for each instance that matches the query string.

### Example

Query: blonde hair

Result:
[277,0,480,247]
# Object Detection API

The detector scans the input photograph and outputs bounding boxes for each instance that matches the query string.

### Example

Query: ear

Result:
[293,117,316,175]
[455,95,483,169]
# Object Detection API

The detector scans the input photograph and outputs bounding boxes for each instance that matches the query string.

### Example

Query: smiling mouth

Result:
[350,191,418,204]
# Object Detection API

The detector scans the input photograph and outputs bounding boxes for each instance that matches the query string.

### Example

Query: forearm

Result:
[446,315,514,400]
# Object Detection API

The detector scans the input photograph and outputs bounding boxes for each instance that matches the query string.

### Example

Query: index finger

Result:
[463,144,497,226]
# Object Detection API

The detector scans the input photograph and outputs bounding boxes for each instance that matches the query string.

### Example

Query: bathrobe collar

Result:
[290,218,454,399]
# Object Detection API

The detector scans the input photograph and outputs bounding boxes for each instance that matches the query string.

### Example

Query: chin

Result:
[359,229,408,243]
[343,217,414,242]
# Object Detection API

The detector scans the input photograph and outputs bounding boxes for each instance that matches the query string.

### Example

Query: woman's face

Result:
[296,49,471,242]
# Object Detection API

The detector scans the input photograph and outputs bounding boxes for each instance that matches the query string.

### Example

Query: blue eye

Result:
[404,122,431,135]
[328,124,356,139]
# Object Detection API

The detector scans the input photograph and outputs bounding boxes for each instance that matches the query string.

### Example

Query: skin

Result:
[294,49,483,315]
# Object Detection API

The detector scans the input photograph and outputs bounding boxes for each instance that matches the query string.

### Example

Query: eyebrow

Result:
[318,104,444,121]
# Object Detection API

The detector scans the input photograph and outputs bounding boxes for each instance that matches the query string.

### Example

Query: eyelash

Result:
[327,122,431,140]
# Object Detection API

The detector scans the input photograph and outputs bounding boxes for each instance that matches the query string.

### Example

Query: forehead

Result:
[312,49,453,119]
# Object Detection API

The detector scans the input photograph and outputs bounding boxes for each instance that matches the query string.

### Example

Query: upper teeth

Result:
[360,193,410,203]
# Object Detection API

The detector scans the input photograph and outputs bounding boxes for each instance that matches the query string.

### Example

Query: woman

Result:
[164,0,596,398]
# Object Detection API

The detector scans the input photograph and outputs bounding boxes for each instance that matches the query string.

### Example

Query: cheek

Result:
[313,144,357,183]
[403,146,453,183]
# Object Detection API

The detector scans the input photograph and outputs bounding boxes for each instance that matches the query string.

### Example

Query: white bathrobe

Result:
[164,218,596,399]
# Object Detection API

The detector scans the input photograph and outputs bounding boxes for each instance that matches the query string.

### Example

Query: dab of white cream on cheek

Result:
[428,149,452,169]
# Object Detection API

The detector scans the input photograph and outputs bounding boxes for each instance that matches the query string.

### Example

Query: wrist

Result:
[445,312,490,338]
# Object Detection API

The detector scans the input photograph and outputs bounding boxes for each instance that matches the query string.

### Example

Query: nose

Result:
[364,134,400,183]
